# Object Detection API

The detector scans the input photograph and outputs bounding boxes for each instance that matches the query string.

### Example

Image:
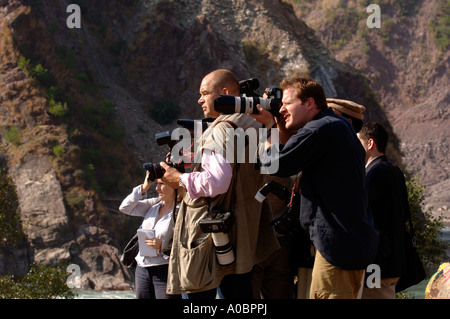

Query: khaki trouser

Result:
[310,250,365,299]
[297,267,313,299]
[362,277,399,299]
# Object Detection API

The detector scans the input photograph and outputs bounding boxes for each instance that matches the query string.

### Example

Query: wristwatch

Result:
[178,175,186,189]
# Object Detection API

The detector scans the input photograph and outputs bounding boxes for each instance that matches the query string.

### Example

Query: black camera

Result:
[256,177,314,267]
[199,208,235,265]
[155,131,177,148]
[214,78,283,117]
[239,78,260,97]
[177,118,213,132]
[143,117,214,181]
[143,122,189,181]
[143,161,184,182]
[271,194,300,236]
[199,208,234,233]
[154,118,212,150]
[255,179,299,235]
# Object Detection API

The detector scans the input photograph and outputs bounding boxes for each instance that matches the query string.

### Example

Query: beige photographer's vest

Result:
[166,113,279,295]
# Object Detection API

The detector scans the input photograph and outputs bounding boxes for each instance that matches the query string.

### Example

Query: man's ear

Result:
[222,87,230,95]
[306,97,316,110]
[367,138,375,150]
[306,97,322,116]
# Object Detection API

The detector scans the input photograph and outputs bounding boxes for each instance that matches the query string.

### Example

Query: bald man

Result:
[162,69,279,299]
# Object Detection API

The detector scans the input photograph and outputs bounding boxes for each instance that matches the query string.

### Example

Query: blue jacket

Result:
[264,108,379,270]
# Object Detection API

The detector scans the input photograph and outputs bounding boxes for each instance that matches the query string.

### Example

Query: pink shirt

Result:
[180,149,232,199]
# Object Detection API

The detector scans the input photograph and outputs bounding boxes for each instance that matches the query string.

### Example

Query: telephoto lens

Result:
[211,232,235,265]
[214,94,281,115]
[255,179,290,203]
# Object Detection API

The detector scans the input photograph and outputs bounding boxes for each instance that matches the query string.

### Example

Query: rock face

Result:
[390,91,450,224]
[0,1,137,290]
[10,154,69,250]
[87,0,393,165]
[73,225,133,290]
[7,154,134,290]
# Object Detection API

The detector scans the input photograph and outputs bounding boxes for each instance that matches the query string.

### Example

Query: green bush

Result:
[406,177,448,274]
[430,1,450,51]
[0,166,25,249]
[29,63,51,86]
[0,263,75,299]
[2,126,21,145]
[17,55,31,73]
[52,145,65,159]
[48,98,68,117]
[47,86,68,117]
[17,56,52,86]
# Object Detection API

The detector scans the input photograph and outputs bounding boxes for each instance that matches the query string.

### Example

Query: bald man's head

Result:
[198,69,240,118]
[204,69,240,96]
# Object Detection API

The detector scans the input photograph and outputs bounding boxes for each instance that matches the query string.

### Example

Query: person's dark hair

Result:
[359,122,389,153]
[280,77,328,111]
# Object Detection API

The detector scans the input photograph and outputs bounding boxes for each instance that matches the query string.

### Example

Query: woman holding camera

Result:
[119,171,183,299]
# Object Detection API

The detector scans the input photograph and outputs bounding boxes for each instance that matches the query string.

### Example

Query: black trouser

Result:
[135,265,181,299]
[186,271,253,299]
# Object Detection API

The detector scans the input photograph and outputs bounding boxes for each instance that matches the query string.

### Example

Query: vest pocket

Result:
[178,234,214,290]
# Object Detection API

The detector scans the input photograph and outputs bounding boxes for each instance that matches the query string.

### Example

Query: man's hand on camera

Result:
[160,162,182,189]
[250,105,276,129]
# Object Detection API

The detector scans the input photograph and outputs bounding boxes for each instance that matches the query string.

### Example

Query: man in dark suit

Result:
[357,122,408,299]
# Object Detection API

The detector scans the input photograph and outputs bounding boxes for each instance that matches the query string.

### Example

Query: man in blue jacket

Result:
[252,77,379,299]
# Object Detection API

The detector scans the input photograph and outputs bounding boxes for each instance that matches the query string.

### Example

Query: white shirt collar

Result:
[365,155,383,169]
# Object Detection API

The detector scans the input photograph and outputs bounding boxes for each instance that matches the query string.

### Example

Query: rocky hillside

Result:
[286,0,450,223]
[0,0,444,290]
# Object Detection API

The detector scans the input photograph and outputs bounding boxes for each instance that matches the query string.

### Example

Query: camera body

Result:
[255,179,300,235]
[239,78,260,97]
[271,196,300,236]
[177,118,213,132]
[199,208,234,233]
[143,161,184,182]
[199,208,235,266]
[143,118,213,181]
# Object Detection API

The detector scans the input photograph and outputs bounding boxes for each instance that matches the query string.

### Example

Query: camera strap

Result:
[172,188,178,223]
[288,172,303,207]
